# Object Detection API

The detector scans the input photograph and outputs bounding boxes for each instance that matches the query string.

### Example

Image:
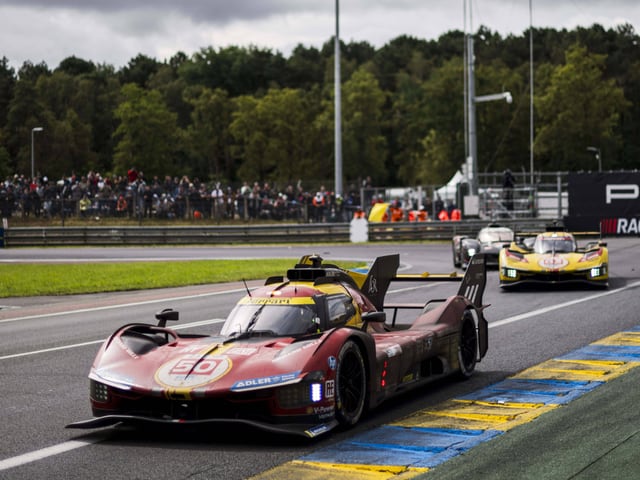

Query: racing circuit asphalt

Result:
[0,239,639,479]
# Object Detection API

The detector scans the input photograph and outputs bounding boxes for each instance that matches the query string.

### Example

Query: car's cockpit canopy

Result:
[534,234,576,254]
[478,227,514,244]
[220,293,357,338]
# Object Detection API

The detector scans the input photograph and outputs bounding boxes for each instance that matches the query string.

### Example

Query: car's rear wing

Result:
[292,253,485,312]
[350,253,487,311]
[382,254,487,325]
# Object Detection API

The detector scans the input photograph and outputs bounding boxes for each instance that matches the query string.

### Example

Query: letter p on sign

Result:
[606,184,639,203]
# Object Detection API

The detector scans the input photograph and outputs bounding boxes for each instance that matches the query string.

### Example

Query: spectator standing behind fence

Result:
[502,169,515,211]
[312,187,326,223]
[79,194,91,218]
[210,183,223,219]
[116,194,128,217]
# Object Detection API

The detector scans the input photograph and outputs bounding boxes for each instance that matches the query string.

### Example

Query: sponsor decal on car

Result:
[238,297,315,305]
[325,380,335,398]
[155,355,232,389]
[327,356,337,370]
[231,371,301,391]
[538,256,569,270]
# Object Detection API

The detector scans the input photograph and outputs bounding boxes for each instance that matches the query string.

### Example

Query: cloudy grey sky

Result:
[1,0,639,70]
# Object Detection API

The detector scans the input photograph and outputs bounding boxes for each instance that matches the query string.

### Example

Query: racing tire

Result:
[335,340,367,427]
[457,310,478,379]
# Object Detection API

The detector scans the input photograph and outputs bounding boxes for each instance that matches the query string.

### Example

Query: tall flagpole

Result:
[334,0,343,197]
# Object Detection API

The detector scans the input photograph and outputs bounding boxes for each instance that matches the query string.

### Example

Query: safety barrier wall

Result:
[2,219,557,247]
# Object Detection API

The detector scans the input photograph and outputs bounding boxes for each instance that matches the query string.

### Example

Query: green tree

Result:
[4,76,47,176]
[184,87,234,181]
[0,57,16,130]
[535,44,629,171]
[56,56,96,76]
[112,83,181,177]
[230,88,322,183]
[73,65,121,173]
[119,54,160,88]
[284,44,325,89]
[405,58,464,185]
[474,60,525,173]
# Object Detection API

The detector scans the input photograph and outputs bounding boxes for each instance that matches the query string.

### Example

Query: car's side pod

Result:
[457,253,487,309]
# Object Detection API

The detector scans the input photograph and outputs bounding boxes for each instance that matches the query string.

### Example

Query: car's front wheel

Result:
[335,340,367,426]
[458,310,478,378]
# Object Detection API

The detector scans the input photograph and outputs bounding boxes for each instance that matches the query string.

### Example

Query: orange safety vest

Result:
[390,207,404,222]
[438,209,450,221]
[450,208,461,221]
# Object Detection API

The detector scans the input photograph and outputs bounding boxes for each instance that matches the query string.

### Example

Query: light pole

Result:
[31,127,43,180]
[466,80,513,196]
[464,2,512,197]
[586,146,602,172]
[334,0,343,198]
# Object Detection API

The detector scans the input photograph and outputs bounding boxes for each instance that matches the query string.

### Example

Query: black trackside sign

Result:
[565,172,640,235]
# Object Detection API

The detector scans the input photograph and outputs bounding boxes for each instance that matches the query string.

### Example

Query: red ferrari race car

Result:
[67,253,488,438]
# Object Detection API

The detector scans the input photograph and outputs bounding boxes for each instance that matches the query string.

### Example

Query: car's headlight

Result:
[276,371,324,408]
[467,248,477,256]
[590,265,607,278]
[502,267,518,279]
[90,379,110,403]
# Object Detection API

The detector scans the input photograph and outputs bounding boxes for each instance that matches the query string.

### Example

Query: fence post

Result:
[557,172,562,219]
[0,218,5,248]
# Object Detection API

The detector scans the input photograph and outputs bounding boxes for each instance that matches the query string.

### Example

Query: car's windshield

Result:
[220,302,320,337]
[534,236,576,254]
[478,229,513,243]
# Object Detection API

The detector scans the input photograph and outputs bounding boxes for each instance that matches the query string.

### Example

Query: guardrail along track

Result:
[2,219,559,247]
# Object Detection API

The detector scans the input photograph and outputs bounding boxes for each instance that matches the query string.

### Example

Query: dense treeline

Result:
[0,23,638,191]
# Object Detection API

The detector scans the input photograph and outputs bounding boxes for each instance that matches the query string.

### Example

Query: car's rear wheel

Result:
[458,310,478,378]
[335,340,366,426]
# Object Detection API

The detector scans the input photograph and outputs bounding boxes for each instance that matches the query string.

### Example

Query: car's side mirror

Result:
[155,308,179,328]
[362,311,386,325]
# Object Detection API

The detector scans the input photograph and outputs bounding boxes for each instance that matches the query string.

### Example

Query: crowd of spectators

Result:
[0,169,366,223]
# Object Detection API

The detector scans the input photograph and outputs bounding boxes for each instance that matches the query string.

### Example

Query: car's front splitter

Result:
[66,414,339,439]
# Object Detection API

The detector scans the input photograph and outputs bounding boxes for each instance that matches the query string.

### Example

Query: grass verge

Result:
[0,259,365,298]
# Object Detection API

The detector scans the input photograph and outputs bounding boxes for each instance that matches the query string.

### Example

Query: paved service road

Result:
[0,239,638,479]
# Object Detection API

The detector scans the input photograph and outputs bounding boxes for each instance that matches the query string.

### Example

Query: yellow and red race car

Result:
[499,229,608,288]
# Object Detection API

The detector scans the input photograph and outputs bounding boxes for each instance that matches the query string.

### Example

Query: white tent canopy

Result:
[435,170,464,202]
